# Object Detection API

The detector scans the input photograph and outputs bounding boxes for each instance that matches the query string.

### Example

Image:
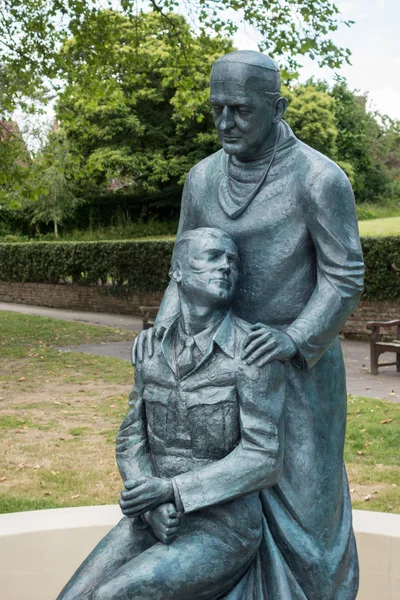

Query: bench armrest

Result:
[367,319,400,342]
[139,306,160,317]
[366,320,400,330]
[139,306,160,330]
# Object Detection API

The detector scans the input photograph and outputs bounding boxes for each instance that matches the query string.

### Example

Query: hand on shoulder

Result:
[241,324,297,367]
[131,324,167,365]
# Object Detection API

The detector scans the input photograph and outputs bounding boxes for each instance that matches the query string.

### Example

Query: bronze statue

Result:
[57,227,285,599]
[134,50,364,599]
[59,49,364,599]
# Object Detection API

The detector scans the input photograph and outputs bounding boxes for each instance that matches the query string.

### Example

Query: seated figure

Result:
[57,227,284,600]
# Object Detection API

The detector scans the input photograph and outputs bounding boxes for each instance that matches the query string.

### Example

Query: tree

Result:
[0,119,39,207]
[56,11,233,203]
[0,0,352,116]
[284,78,400,205]
[31,129,79,237]
[56,11,400,222]
[0,1,353,213]
[331,80,396,204]
[285,83,338,159]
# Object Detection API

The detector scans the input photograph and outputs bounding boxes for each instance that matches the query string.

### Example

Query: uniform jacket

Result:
[116,311,285,516]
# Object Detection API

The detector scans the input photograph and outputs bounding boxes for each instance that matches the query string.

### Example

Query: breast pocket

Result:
[186,385,240,459]
[142,384,171,448]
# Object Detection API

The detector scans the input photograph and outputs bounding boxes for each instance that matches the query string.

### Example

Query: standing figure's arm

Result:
[286,165,365,370]
[155,170,198,325]
[173,361,285,514]
[132,171,197,363]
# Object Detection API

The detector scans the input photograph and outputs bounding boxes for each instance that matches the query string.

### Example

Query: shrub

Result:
[357,203,400,221]
[0,237,399,301]
[357,206,378,221]
[362,237,400,302]
[0,241,174,292]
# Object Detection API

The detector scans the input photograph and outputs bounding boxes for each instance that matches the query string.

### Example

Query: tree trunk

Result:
[54,218,58,239]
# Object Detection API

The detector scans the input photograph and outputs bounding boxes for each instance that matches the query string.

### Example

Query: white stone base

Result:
[0,506,399,599]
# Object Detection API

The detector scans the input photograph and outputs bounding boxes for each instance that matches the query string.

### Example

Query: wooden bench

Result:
[139,305,159,330]
[366,319,400,375]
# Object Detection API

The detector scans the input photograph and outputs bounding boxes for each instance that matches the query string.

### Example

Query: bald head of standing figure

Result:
[210,50,288,161]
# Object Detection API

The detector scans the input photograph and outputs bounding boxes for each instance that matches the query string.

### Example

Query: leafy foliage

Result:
[0,0,352,116]
[55,11,400,219]
[0,121,37,207]
[285,83,337,158]
[361,237,400,301]
[1,7,399,228]
[56,11,232,197]
[285,79,400,204]
[1,237,399,301]
[0,240,174,292]
[30,129,80,237]
[330,81,400,205]
[171,0,352,70]
[0,0,352,215]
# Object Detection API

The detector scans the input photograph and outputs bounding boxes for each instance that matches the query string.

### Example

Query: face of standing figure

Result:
[171,228,239,307]
[210,51,288,161]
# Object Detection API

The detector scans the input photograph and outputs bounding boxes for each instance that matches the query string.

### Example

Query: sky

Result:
[233,0,400,120]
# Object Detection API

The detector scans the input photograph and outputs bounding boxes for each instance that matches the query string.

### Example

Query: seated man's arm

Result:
[117,368,179,539]
[173,360,285,514]
[116,366,154,482]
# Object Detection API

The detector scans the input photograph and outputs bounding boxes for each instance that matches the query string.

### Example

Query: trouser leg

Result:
[90,524,258,600]
[56,517,157,600]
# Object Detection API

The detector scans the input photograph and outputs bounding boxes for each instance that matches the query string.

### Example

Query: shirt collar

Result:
[164,310,236,361]
[211,311,236,358]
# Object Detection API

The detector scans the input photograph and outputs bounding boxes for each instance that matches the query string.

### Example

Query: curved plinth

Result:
[0,506,399,599]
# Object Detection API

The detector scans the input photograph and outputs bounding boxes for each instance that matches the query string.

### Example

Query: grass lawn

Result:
[345,395,400,512]
[358,216,400,237]
[0,312,135,512]
[1,312,399,515]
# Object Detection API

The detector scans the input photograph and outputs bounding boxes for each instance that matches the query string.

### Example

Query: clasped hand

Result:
[241,324,297,366]
[119,476,174,518]
[144,503,181,544]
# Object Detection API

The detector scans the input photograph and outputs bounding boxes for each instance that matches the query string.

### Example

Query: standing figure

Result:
[135,50,365,599]
[57,228,285,600]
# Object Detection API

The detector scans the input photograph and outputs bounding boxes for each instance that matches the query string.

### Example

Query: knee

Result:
[90,582,111,600]
[91,570,164,600]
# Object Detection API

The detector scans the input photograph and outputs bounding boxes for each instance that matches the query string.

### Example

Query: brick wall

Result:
[1,281,399,335]
[0,281,163,315]
[342,301,400,336]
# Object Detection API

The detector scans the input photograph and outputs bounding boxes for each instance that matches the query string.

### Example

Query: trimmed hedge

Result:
[0,241,174,293]
[0,236,399,300]
[362,236,400,301]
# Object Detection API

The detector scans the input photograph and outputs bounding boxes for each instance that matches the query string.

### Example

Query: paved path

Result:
[0,301,142,332]
[341,339,400,402]
[59,340,135,362]
[2,302,399,401]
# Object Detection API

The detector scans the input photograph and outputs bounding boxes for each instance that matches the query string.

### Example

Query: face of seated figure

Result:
[173,229,239,307]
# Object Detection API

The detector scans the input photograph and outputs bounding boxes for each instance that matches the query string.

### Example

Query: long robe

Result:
[156,122,364,600]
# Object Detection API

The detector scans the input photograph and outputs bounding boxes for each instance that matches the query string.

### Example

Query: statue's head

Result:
[170,228,239,307]
[210,50,288,160]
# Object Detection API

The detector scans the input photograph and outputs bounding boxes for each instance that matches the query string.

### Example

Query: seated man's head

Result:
[170,228,239,307]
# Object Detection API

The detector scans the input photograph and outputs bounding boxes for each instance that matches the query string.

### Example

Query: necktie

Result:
[178,336,196,377]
